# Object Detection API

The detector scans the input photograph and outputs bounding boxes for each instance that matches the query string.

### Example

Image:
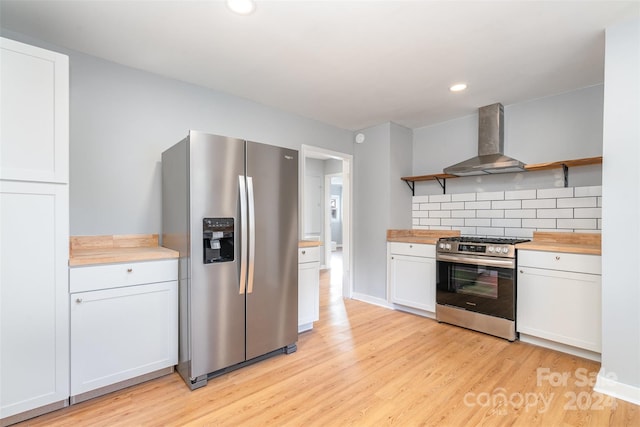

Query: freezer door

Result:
[189,132,246,378]
[245,141,298,360]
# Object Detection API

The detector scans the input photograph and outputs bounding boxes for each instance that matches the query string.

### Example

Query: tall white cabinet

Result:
[1,37,70,423]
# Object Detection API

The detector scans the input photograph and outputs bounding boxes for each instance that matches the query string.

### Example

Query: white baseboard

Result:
[594,367,640,405]
[350,292,392,309]
[518,334,601,362]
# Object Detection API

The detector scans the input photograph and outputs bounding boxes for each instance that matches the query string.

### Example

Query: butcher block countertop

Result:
[387,229,461,245]
[516,232,601,255]
[69,234,179,266]
[299,240,322,248]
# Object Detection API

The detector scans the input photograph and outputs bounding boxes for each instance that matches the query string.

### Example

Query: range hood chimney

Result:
[443,103,525,176]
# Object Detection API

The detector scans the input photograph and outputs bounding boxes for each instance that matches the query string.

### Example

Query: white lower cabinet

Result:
[69,259,178,402]
[298,246,320,332]
[517,250,602,358]
[387,242,436,314]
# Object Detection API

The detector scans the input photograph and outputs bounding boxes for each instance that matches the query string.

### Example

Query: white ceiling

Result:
[1,0,638,130]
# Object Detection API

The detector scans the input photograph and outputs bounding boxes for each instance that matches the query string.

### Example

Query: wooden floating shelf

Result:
[401,156,603,195]
[523,156,602,172]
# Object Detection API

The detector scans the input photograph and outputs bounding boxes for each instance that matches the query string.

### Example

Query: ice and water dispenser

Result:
[203,217,234,264]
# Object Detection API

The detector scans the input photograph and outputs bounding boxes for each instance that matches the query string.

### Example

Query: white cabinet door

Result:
[298,247,320,332]
[389,253,436,312]
[70,281,178,396]
[517,266,602,352]
[1,37,69,183]
[298,261,320,330]
[1,181,69,418]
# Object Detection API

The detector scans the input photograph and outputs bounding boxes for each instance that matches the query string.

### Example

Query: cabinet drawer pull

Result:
[76,298,82,303]
[555,256,560,261]
[301,250,306,255]
[520,270,523,274]
[127,268,133,273]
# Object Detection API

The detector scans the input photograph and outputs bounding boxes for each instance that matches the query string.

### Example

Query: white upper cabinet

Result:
[1,37,69,183]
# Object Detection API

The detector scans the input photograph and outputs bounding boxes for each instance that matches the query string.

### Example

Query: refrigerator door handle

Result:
[247,176,256,294]
[238,175,248,294]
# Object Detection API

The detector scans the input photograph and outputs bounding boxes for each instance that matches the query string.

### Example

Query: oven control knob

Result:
[502,247,509,254]
[488,246,494,252]
[445,243,451,250]
[439,243,444,249]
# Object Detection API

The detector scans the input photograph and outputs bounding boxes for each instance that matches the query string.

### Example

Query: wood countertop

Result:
[516,232,601,255]
[69,234,179,266]
[387,229,461,245]
[299,240,322,248]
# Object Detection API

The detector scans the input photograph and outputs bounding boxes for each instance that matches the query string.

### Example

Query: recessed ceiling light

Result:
[449,83,468,92]
[227,0,256,15]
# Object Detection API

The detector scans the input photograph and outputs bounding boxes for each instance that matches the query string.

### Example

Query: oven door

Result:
[436,253,515,320]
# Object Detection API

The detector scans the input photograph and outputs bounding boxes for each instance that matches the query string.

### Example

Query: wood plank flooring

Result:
[15,268,639,426]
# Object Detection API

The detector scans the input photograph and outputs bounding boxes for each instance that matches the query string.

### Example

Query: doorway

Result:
[300,145,353,299]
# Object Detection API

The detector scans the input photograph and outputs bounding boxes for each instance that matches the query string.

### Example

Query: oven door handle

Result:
[436,253,515,269]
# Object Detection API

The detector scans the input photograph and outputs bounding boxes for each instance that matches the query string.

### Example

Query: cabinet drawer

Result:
[299,246,320,264]
[517,250,601,275]
[70,259,178,293]
[388,242,434,258]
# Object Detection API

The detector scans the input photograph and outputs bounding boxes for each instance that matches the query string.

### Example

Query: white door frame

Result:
[300,145,353,299]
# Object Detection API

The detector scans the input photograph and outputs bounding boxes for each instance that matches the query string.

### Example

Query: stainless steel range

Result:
[435,236,530,341]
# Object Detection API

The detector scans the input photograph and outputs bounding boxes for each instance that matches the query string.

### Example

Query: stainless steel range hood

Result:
[443,103,525,176]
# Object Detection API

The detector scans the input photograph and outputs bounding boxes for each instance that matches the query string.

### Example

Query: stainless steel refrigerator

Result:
[161,131,298,390]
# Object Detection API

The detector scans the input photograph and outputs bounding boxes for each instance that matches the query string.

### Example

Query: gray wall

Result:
[1,30,353,236]
[600,17,640,400]
[412,85,604,195]
[353,122,412,300]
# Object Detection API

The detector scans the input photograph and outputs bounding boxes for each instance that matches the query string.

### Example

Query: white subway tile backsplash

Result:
[492,218,521,228]
[537,187,574,199]
[441,201,465,210]
[459,227,477,235]
[430,210,451,218]
[557,219,597,229]
[410,185,602,234]
[430,225,453,230]
[492,200,522,209]
[505,209,536,218]
[477,191,505,201]
[429,194,451,203]
[574,208,602,218]
[420,202,441,210]
[522,218,556,228]
[557,197,597,208]
[505,189,537,200]
[522,199,556,209]
[574,185,602,197]
[506,228,534,238]
[452,192,476,202]
[452,210,476,218]
[537,208,573,218]
[465,201,491,209]
[477,209,504,218]
[478,227,504,236]
[465,218,491,227]
[441,218,465,226]
[420,218,441,226]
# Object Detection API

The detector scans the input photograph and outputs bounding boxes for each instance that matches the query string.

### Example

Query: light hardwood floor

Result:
[16,267,639,426]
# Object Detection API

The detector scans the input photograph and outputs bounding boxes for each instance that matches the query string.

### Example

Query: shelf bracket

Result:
[562,164,569,188]
[404,179,415,196]
[434,177,446,194]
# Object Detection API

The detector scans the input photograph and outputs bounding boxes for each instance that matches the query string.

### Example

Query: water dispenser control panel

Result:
[203,217,234,264]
